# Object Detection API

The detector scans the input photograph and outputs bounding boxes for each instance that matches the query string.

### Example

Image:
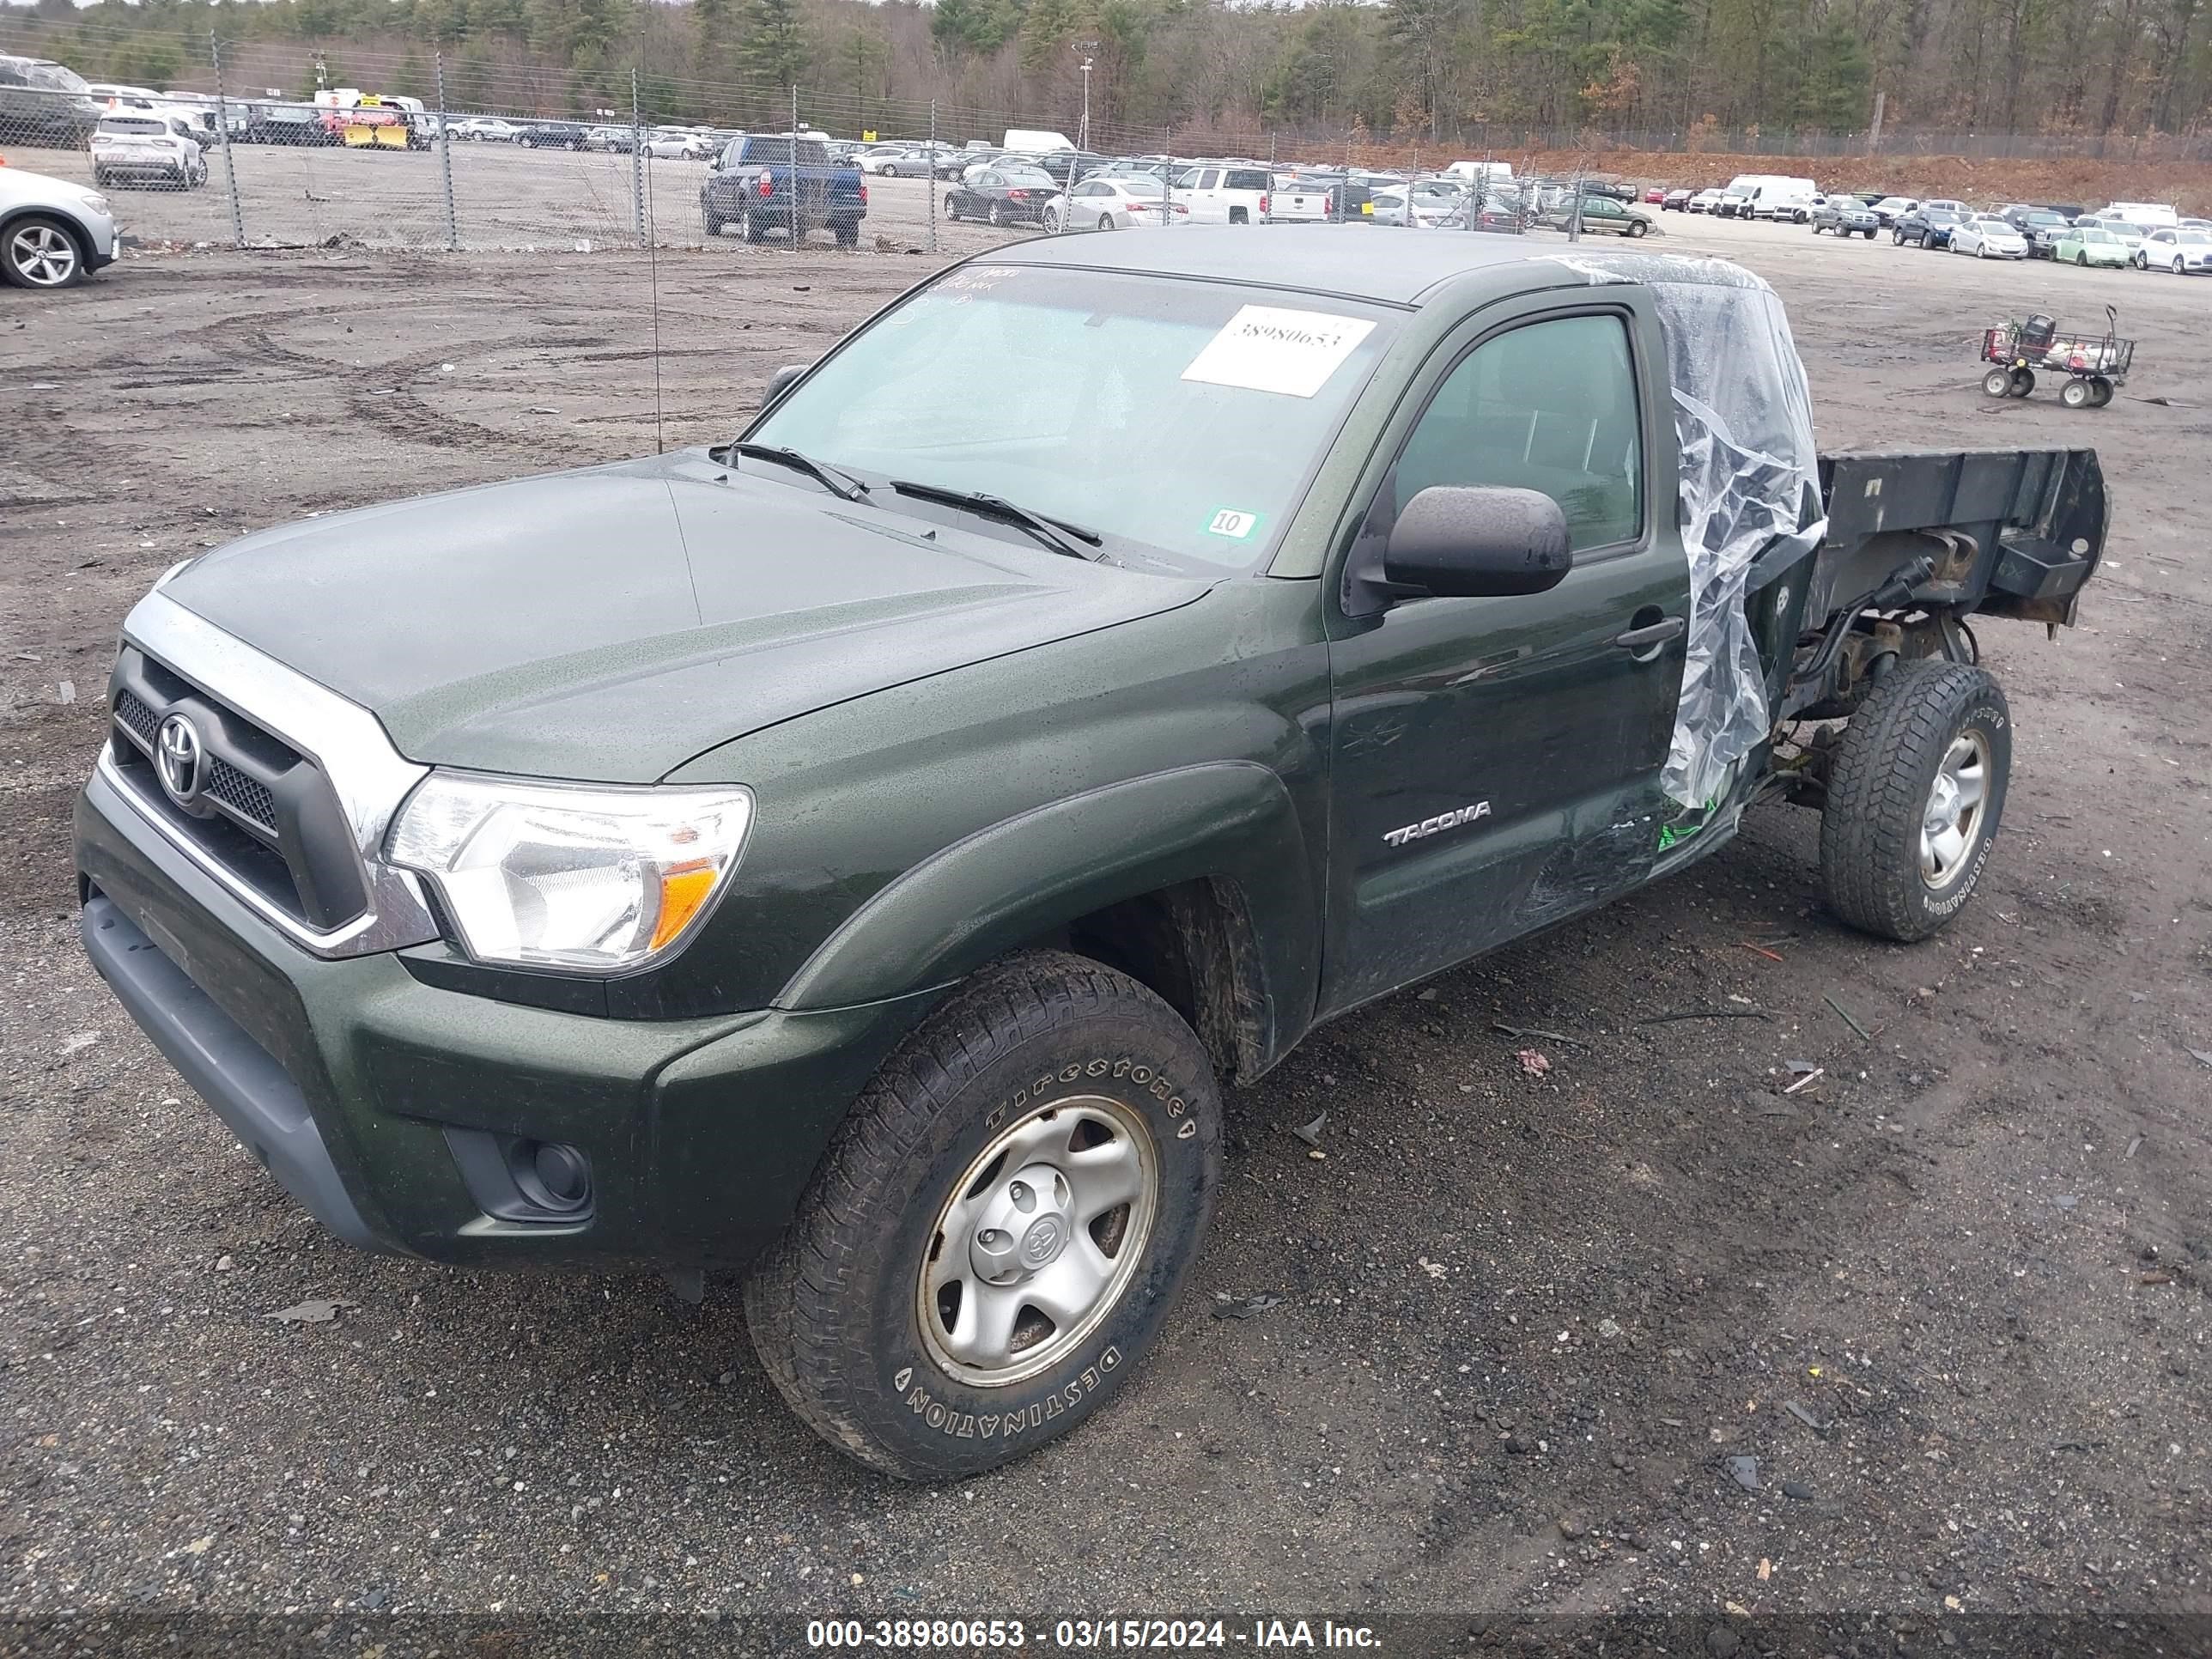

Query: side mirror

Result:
[761,364,807,409]
[1382,485,1572,598]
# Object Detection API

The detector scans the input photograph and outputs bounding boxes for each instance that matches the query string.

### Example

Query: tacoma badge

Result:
[1383,802,1491,848]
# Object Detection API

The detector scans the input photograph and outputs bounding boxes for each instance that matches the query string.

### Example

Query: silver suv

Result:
[1,163,118,289]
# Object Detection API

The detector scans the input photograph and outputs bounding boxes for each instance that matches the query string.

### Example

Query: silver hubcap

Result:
[9,225,76,287]
[1921,731,1990,888]
[917,1095,1157,1388]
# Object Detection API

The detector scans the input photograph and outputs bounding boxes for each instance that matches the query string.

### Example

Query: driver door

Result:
[1321,297,1692,1014]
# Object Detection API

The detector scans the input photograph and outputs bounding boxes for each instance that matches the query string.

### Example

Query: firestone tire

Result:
[1981,367,2015,398]
[1820,659,2011,943]
[744,951,1222,1480]
[2060,377,2094,408]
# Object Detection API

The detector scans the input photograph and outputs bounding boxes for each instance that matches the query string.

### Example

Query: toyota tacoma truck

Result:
[76,228,2105,1480]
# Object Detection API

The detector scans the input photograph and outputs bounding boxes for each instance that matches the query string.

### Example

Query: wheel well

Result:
[1,207,88,262]
[1030,878,1270,1085]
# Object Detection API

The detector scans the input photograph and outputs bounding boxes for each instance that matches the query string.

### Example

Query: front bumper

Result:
[76,765,940,1271]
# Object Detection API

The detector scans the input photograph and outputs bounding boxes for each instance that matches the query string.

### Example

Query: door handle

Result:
[1613,617,1686,650]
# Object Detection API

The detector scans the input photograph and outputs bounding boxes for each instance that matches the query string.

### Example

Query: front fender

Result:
[775,762,1317,1049]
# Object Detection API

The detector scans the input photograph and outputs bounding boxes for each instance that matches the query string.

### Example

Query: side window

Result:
[1198,169,1220,190]
[1394,314,1642,554]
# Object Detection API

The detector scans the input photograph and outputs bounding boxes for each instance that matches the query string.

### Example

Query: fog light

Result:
[507,1138,591,1214]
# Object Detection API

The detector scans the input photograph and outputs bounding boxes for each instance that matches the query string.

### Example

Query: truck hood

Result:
[163,450,1210,782]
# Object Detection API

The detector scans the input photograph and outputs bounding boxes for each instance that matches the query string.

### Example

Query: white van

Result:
[1443,159,1514,189]
[1721,173,1819,221]
[1002,128,1075,154]
[2101,200,2179,228]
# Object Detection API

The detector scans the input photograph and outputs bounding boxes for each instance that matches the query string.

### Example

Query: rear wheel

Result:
[2060,377,2094,408]
[1820,659,2010,942]
[2089,377,2114,406]
[2008,368,2035,397]
[1098,213,1115,231]
[740,208,764,245]
[987,201,1004,227]
[744,951,1221,1480]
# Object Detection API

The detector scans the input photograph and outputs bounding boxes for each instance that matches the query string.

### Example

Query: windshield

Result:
[2179,231,2211,245]
[1000,168,1055,188]
[25,60,92,93]
[750,265,1398,571]
[2080,230,2113,243]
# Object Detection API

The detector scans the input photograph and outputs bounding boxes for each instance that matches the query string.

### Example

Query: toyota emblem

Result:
[155,713,204,804]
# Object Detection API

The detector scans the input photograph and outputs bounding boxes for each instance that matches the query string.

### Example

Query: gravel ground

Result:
[3,212,2209,1634]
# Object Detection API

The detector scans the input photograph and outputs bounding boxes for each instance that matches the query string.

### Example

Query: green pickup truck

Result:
[76,228,2105,1480]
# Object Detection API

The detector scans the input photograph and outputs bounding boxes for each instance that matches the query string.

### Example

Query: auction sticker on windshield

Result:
[1182,307,1378,398]
[1206,508,1261,539]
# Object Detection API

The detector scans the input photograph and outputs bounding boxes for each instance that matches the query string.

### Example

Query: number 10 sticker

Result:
[1206,508,1261,539]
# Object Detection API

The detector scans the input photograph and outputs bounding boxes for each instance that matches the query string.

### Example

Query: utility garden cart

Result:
[1980,306,2133,408]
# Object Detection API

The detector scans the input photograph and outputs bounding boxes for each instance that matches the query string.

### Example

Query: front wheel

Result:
[744,951,1221,1480]
[1820,659,2010,942]
[1626,217,1649,237]
[987,201,1004,227]
[1894,231,1907,245]
[1981,367,2016,398]
[2,213,85,289]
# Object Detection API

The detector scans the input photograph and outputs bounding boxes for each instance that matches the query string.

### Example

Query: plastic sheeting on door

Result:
[1543,253,1826,808]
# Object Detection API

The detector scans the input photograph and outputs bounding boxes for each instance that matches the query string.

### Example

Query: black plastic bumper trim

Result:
[80,892,387,1253]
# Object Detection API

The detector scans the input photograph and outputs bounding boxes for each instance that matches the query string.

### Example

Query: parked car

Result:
[1,161,116,288]
[2135,226,2212,274]
[0,53,103,145]
[1367,180,1463,228]
[2002,208,2071,257]
[646,128,715,161]
[1686,188,1723,213]
[1949,214,2029,259]
[74,226,2107,1482]
[854,145,909,173]
[1867,195,1920,227]
[1051,175,1189,230]
[2051,225,2131,268]
[1542,193,1656,237]
[2075,216,2149,258]
[1713,189,1752,218]
[1810,196,1879,237]
[1643,185,1667,204]
[945,163,1060,228]
[1662,187,1693,211]
[582,125,637,153]
[1169,163,1273,225]
[88,112,206,189]
[517,120,589,149]
[700,131,866,246]
[1893,205,1966,248]
[454,117,520,143]
[242,102,332,145]
[1267,170,1371,222]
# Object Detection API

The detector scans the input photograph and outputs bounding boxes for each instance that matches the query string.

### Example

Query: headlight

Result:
[386,773,752,974]
[80,192,112,216]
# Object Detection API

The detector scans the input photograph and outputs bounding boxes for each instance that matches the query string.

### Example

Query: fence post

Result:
[434,50,458,252]
[927,99,938,255]
[790,86,799,253]
[209,32,246,248]
[1264,131,1275,223]
[631,67,647,247]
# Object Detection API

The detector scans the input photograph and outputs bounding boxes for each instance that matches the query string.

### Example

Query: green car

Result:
[1541,192,1657,237]
[2054,226,2131,268]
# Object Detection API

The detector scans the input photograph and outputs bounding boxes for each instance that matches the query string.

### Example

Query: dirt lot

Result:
[3,215,2209,1634]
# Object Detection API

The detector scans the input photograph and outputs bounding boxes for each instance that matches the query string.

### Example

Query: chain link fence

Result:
[8,18,2208,262]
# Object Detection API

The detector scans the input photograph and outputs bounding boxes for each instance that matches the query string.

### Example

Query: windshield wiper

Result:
[888,480,1103,561]
[727,442,868,502]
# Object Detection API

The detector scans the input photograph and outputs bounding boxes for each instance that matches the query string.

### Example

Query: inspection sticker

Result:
[1206,508,1261,539]
[1181,306,1377,398]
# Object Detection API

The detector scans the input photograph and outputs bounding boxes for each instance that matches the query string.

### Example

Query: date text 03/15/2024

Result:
[805,1619,1382,1650]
